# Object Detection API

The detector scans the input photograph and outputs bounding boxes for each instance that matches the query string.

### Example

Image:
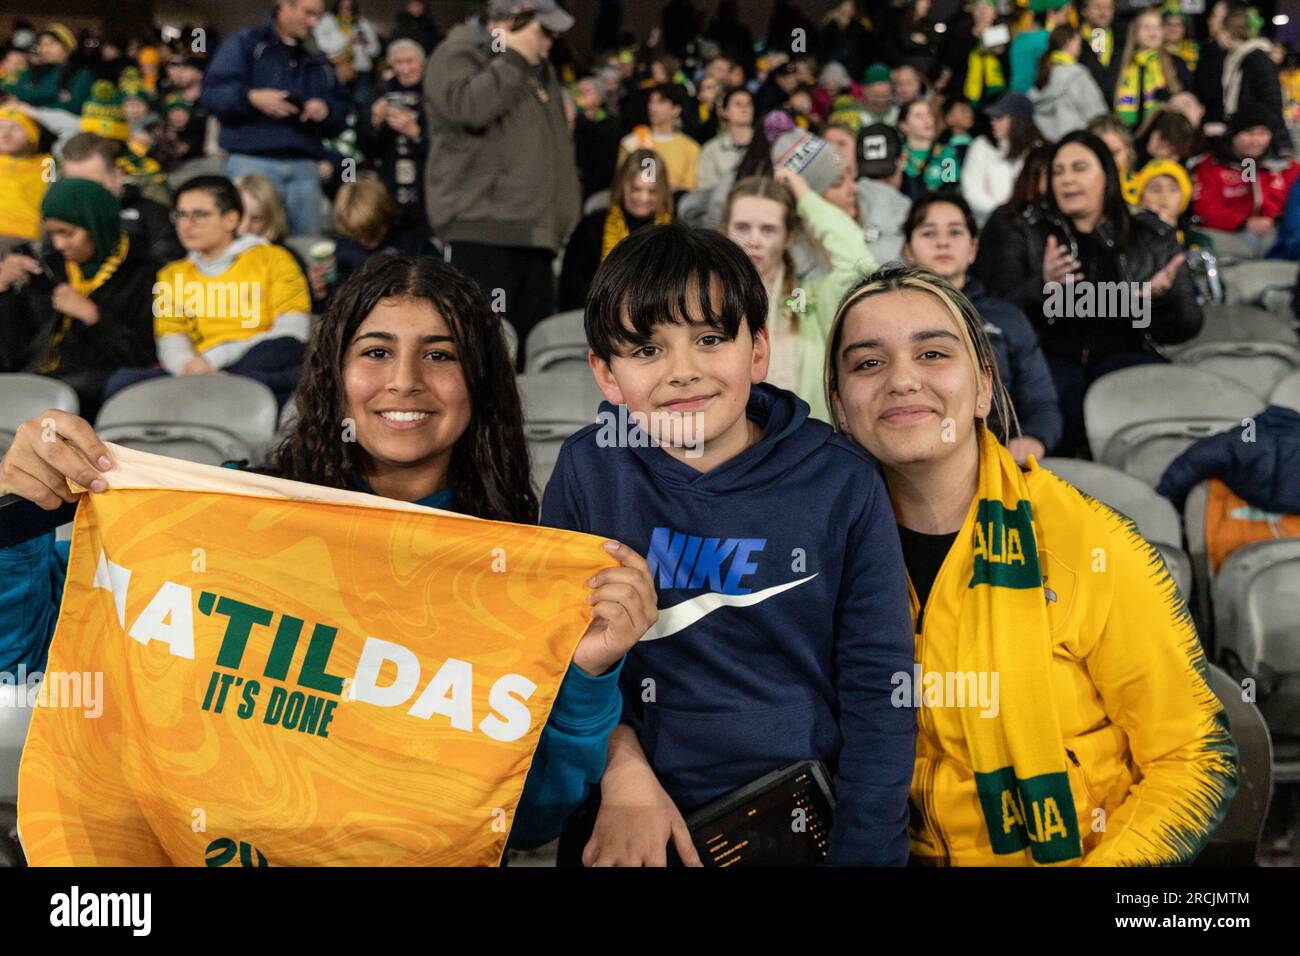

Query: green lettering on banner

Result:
[212,596,275,669]
[298,624,346,695]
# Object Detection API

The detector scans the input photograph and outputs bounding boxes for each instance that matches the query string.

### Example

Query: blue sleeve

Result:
[826,468,917,866]
[0,533,69,676]
[199,33,257,123]
[1266,180,1300,260]
[1004,306,1064,453]
[1155,431,1235,511]
[308,58,350,138]
[508,659,623,850]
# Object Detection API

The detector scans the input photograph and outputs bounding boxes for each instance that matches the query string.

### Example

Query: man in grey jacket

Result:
[423,0,580,366]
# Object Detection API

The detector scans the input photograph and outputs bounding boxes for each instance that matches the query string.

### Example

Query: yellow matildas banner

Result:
[17,445,613,866]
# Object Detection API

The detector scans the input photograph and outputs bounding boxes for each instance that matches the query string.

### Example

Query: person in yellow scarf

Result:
[1114,9,1190,128]
[824,264,1238,865]
[0,105,50,242]
[0,177,156,419]
[558,148,673,311]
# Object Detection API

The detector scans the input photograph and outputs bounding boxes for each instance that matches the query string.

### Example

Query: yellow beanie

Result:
[0,107,41,149]
[1132,159,1193,214]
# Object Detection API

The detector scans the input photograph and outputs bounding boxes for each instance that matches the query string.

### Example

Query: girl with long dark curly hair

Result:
[0,252,661,854]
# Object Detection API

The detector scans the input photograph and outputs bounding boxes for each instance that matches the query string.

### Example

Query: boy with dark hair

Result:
[617,83,701,192]
[541,222,916,866]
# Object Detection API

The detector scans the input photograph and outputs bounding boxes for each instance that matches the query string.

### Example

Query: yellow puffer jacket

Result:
[908,460,1238,866]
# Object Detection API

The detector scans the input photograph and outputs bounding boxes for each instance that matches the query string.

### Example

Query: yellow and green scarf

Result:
[601,204,671,262]
[1083,24,1112,67]
[1115,48,1168,128]
[956,428,1082,863]
[1049,50,1075,69]
[963,48,1006,104]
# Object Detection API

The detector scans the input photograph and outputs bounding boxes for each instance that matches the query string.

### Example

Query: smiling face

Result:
[726,195,791,283]
[623,172,659,218]
[833,288,991,470]
[905,201,978,285]
[1135,11,1163,50]
[1052,142,1106,222]
[590,278,770,471]
[343,296,472,479]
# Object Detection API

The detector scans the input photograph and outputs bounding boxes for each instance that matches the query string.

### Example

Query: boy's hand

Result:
[571,541,657,677]
[583,762,703,867]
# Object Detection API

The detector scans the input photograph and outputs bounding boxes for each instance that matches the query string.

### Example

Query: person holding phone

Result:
[423,0,580,371]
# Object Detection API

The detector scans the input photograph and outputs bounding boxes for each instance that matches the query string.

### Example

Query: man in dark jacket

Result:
[1077,0,1120,105]
[902,192,1064,462]
[423,0,581,368]
[391,0,442,57]
[199,0,348,235]
[59,132,185,269]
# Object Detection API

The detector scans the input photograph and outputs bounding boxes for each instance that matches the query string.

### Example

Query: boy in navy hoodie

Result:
[540,223,916,866]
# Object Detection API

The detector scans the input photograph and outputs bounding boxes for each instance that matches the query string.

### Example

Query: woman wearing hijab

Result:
[0,177,156,419]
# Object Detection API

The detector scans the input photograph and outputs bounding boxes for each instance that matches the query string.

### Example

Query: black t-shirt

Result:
[897,524,958,630]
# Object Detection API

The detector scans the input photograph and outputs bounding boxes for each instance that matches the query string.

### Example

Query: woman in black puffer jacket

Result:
[982,130,1202,456]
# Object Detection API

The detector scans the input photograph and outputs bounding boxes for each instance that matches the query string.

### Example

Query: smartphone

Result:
[982,24,1011,48]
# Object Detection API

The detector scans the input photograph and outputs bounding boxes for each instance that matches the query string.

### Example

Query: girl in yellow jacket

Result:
[824,263,1238,865]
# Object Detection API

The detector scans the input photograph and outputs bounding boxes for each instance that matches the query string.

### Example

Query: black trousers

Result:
[444,241,556,371]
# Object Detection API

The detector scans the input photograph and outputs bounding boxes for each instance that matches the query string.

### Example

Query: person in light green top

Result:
[899,98,961,197]
[721,167,875,422]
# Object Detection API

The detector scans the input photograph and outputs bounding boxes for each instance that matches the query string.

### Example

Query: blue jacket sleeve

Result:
[1266,179,1300,260]
[508,660,623,850]
[1002,303,1064,453]
[199,33,258,123]
[0,533,69,676]
[1156,430,1237,512]
[826,467,917,866]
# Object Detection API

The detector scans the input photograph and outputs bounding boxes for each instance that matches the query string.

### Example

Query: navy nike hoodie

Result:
[541,383,917,866]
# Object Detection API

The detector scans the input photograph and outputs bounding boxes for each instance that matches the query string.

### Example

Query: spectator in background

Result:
[8,24,93,115]
[890,64,926,110]
[1029,26,1109,143]
[855,122,914,264]
[572,76,620,201]
[162,53,211,164]
[1132,159,1207,252]
[986,131,1201,457]
[940,0,1009,111]
[902,192,1063,461]
[1077,0,1118,104]
[683,72,721,144]
[1190,105,1300,257]
[705,4,755,76]
[617,82,700,194]
[423,0,580,370]
[1163,11,1199,74]
[1195,0,1233,133]
[391,0,442,57]
[1009,0,1072,94]
[0,106,50,244]
[696,86,753,192]
[860,63,899,126]
[941,97,976,167]
[820,1,878,82]
[1135,107,1197,167]
[234,171,325,312]
[201,0,349,236]
[898,98,959,198]
[560,148,672,312]
[962,92,1041,223]
[1113,9,1191,131]
[59,132,185,269]
[331,179,430,288]
[1088,114,1139,203]
[1218,7,1290,155]
[365,39,428,234]
[106,175,309,406]
[314,0,382,112]
[0,178,157,419]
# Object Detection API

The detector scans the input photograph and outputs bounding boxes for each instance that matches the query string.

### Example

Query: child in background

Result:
[0,106,50,242]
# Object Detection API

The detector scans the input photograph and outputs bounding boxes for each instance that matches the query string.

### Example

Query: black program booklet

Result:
[684,760,835,867]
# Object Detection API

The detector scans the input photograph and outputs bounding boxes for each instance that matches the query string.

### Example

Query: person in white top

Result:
[314,0,382,107]
[696,86,755,192]
[961,91,1043,223]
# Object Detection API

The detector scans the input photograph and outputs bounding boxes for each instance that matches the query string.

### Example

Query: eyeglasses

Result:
[170,209,216,223]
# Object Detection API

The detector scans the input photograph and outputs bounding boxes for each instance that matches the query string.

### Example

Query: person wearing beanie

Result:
[1009,0,1072,93]
[0,177,156,419]
[961,91,1043,222]
[859,62,898,125]
[617,82,702,192]
[8,23,93,115]
[0,105,51,242]
[1190,103,1300,257]
[767,110,844,197]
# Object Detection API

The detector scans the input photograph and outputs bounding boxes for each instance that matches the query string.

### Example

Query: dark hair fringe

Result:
[173,174,244,218]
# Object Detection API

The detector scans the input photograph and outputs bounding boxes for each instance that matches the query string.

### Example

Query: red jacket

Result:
[1191,153,1300,232]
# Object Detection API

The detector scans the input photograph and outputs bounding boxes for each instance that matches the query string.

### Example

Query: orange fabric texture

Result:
[1205,479,1300,574]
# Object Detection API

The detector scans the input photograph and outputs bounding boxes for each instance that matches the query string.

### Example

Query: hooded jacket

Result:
[422,20,580,252]
[963,277,1063,453]
[200,17,349,160]
[1027,62,1110,143]
[540,384,918,866]
[1190,146,1300,233]
[982,204,1203,365]
[910,455,1238,865]
[1222,38,1289,150]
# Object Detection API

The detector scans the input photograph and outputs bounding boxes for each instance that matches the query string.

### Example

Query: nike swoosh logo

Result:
[640,574,820,642]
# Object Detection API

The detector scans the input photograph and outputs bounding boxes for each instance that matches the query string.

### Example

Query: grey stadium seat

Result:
[1173,317,1300,399]
[95,375,280,467]
[1270,369,1300,412]
[0,374,78,458]
[0,681,34,803]
[1213,539,1300,745]
[525,310,588,373]
[517,370,606,494]
[1084,366,1262,486]
[1183,482,1214,637]
[1040,457,1191,597]
[1222,259,1300,308]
